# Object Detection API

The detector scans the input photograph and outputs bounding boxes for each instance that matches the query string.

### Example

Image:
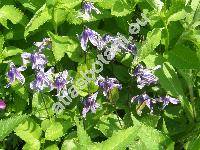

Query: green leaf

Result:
[11,82,29,101]
[0,17,8,28]
[61,139,78,150]
[95,114,123,137]
[181,30,200,49]
[145,0,164,11]
[111,0,135,17]
[156,62,194,121]
[45,144,59,150]
[191,0,200,11]
[167,9,187,24]
[45,122,64,141]
[32,92,54,119]
[15,119,42,150]
[129,116,174,149]
[0,34,4,52]
[75,117,93,148]
[164,45,200,69]
[95,124,141,149]
[16,0,45,12]
[138,28,162,61]
[185,134,200,150]
[0,115,28,141]
[98,0,136,17]
[0,5,28,25]
[112,64,130,82]
[24,4,52,37]
[48,32,83,62]
[1,46,23,58]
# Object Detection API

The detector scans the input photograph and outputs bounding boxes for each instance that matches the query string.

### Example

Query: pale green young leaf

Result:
[61,139,78,150]
[32,92,54,119]
[45,144,59,150]
[0,5,28,25]
[45,122,64,141]
[191,0,200,11]
[15,119,42,150]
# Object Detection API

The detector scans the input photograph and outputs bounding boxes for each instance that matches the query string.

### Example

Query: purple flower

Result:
[157,95,180,109]
[96,76,122,97]
[21,52,47,70]
[131,93,155,115]
[6,62,26,87]
[127,43,137,54]
[54,70,70,94]
[30,68,54,91]
[133,64,161,89]
[102,34,137,55]
[34,38,51,52]
[79,28,104,51]
[0,100,6,110]
[79,1,101,20]
[82,92,100,118]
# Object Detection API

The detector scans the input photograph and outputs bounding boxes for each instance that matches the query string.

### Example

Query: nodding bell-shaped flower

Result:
[102,34,137,55]
[30,68,54,91]
[78,1,101,20]
[82,92,100,118]
[21,52,47,70]
[131,92,156,115]
[133,64,161,89]
[79,28,104,51]
[96,76,122,97]
[54,70,72,95]
[157,95,180,109]
[6,62,26,88]
[34,38,51,52]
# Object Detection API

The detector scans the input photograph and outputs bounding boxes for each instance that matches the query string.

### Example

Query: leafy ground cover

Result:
[0,0,200,149]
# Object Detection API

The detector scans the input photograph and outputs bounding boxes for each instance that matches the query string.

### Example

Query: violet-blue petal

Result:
[30,68,54,91]
[6,62,26,87]
[96,76,122,97]
[82,92,99,118]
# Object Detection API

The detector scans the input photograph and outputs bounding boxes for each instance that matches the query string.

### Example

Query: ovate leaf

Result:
[48,32,83,62]
[15,119,42,150]
[45,122,64,141]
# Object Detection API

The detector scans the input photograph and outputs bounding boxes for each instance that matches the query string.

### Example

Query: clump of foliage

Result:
[0,0,200,149]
